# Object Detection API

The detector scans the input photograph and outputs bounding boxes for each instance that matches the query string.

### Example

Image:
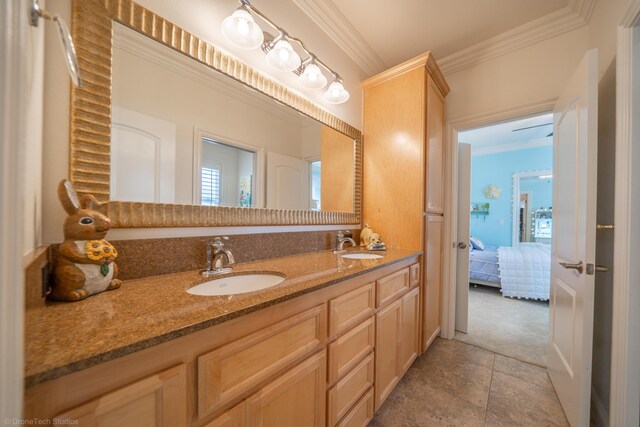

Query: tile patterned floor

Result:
[369,338,569,427]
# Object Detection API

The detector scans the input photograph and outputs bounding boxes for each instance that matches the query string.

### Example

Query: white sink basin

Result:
[340,253,384,260]
[187,273,285,296]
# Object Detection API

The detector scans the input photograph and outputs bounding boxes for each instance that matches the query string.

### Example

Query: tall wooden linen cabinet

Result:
[362,52,449,353]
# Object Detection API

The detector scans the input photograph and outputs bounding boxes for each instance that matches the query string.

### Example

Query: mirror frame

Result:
[69,0,362,227]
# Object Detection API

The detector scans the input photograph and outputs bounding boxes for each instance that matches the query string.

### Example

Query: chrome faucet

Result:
[335,230,357,252]
[202,236,235,276]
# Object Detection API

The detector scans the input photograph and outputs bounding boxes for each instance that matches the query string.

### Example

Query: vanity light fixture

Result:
[221,0,349,104]
[221,5,264,50]
[265,34,301,72]
[323,77,350,104]
[297,59,328,89]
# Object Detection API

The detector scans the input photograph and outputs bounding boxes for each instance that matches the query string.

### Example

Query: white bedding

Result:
[497,243,550,300]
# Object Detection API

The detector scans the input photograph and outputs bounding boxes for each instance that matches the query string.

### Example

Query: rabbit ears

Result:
[58,180,101,214]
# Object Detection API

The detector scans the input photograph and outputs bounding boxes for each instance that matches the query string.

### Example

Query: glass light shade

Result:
[221,9,264,50]
[323,80,350,104]
[297,63,327,89]
[266,39,301,72]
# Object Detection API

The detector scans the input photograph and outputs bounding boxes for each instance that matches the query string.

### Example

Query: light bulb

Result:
[278,47,290,61]
[298,63,327,89]
[237,18,249,36]
[221,8,263,50]
[323,80,349,104]
[266,39,301,72]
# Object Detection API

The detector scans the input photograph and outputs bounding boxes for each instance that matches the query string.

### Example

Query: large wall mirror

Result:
[511,170,553,246]
[69,0,362,227]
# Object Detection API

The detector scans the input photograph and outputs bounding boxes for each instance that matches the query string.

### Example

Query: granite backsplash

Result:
[26,229,360,308]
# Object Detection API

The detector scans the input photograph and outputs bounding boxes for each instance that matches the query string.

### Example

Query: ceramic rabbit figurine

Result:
[51,180,122,301]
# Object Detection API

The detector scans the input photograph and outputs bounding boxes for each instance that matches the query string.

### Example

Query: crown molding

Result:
[569,0,597,23]
[361,51,450,96]
[292,0,387,76]
[113,27,307,127]
[439,4,591,76]
[469,137,553,156]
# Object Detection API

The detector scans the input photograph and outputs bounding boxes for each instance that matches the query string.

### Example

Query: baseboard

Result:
[591,386,609,427]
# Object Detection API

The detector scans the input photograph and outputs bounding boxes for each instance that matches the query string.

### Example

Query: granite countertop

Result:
[25,248,421,387]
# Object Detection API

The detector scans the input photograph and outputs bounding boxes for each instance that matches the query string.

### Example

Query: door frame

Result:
[441,98,557,339]
[0,0,28,420]
[610,2,640,425]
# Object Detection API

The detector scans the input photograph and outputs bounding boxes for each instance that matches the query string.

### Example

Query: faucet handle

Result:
[337,230,345,239]
[210,236,229,249]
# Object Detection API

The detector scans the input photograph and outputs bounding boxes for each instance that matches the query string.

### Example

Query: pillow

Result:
[469,236,485,251]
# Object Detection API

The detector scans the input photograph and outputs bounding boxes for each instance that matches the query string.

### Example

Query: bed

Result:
[469,241,551,300]
[469,245,501,287]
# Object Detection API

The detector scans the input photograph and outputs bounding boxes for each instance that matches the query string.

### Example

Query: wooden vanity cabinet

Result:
[374,274,421,410]
[53,364,187,426]
[25,257,422,427]
[362,52,449,353]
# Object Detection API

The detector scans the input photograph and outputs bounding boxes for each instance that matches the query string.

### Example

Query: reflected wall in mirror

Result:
[111,23,355,213]
[69,0,362,227]
[512,170,553,246]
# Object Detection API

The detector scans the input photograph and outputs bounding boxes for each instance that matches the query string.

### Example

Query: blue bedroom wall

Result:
[470,145,553,247]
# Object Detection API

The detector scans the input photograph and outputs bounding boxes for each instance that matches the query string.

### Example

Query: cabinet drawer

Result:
[54,364,187,427]
[198,305,325,418]
[376,268,410,307]
[327,353,374,426]
[329,282,375,337]
[410,263,420,288]
[336,387,375,427]
[328,316,375,384]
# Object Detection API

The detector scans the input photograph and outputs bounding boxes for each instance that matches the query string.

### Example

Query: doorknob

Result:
[458,242,467,249]
[559,260,583,274]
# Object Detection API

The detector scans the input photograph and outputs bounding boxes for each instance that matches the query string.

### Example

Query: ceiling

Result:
[293,0,574,75]
[459,113,554,149]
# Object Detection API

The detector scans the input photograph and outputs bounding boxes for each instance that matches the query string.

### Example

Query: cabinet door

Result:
[246,351,326,427]
[198,305,324,418]
[425,74,446,214]
[53,364,187,427]
[374,299,402,410]
[205,402,245,427]
[423,215,444,351]
[399,287,420,373]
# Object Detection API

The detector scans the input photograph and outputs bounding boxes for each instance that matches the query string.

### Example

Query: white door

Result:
[547,49,598,427]
[111,107,176,203]
[266,152,309,210]
[455,143,471,333]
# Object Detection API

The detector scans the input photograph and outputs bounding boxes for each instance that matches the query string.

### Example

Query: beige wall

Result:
[445,27,588,123]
